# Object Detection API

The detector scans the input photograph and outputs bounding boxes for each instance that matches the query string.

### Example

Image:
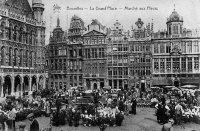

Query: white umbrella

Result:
[181,85,198,89]
[164,86,175,89]
[150,87,160,89]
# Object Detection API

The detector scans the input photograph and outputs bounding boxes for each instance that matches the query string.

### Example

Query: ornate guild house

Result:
[47,15,84,90]
[152,9,200,87]
[82,19,107,90]
[128,18,153,92]
[0,0,46,97]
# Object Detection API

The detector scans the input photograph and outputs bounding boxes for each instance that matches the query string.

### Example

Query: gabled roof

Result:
[83,29,106,37]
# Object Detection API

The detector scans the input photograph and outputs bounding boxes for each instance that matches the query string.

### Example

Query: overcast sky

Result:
[29,0,200,45]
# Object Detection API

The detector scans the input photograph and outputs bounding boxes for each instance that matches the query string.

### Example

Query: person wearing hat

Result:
[18,122,27,131]
[27,113,39,131]
[161,119,174,131]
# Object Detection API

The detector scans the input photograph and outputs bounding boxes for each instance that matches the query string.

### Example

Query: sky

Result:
[28,0,200,45]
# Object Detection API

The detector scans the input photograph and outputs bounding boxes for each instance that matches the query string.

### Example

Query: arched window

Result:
[30,52,32,67]
[0,22,5,38]
[1,47,5,65]
[30,31,33,45]
[13,49,18,66]
[19,27,23,42]
[13,26,17,41]
[8,24,12,40]
[26,50,29,67]
[8,48,12,66]
[19,50,23,66]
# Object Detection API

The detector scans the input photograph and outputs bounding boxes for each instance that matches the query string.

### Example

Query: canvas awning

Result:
[152,79,171,86]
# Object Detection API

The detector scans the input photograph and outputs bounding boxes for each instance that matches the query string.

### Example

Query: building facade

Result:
[128,18,152,92]
[0,0,46,97]
[82,19,107,90]
[47,15,84,90]
[107,20,129,89]
[152,9,200,88]
[67,15,84,87]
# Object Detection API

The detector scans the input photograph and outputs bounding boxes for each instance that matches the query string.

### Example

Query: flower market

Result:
[0,85,200,131]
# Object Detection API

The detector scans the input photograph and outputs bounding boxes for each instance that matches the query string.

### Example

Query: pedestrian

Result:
[161,119,174,131]
[27,113,39,131]
[131,97,137,115]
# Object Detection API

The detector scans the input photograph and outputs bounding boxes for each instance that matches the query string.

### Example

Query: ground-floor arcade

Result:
[0,73,46,97]
[83,78,107,90]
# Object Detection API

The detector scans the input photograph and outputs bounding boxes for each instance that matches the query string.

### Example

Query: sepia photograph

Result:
[0,0,200,130]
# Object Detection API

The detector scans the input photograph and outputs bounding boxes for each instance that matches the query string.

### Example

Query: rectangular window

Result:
[108,68,112,77]
[187,42,192,53]
[188,57,192,72]
[173,58,180,72]
[130,56,134,63]
[118,67,123,76]
[124,67,128,76]
[130,45,134,51]
[194,57,199,71]
[181,42,186,53]
[166,43,171,53]
[154,58,159,71]
[146,45,150,52]
[160,44,165,53]
[160,59,165,73]
[91,48,95,58]
[194,41,199,53]
[146,67,151,76]
[154,43,159,53]
[70,76,73,82]
[173,25,178,34]
[181,57,186,72]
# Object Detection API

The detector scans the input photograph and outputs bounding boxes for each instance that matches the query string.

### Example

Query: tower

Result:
[166,7,183,37]
[32,0,44,23]
[32,0,45,46]
[32,0,46,72]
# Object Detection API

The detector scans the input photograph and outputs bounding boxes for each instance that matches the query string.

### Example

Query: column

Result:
[29,76,32,92]
[104,79,108,87]
[192,57,194,73]
[11,75,14,95]
[90,79,92,90]
[0,77,4,97]
[43,77,46,89]
[36,76,39,91]
[122,80,124,90]
[21,77,24,96]
[83,79,86,88]
[117,80,119,89]
[180,57,182,73]
[97,80,100,90]
[158,58,160,74]
[171,57,173,73]
[112,80,114,89]
[164,58,167,73]
[186,57,188,73]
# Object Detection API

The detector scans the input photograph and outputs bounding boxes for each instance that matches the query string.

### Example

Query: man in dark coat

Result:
[131,97,137,114]
[27,113,39,131]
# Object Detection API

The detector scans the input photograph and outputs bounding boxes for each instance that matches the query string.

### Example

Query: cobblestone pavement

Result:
[16,107,200,131]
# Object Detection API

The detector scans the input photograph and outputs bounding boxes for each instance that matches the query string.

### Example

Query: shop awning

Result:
[152,79,171,86]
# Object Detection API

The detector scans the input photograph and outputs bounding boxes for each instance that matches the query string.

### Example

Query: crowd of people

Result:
[154,88,200,126]
[0,86,199,131]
